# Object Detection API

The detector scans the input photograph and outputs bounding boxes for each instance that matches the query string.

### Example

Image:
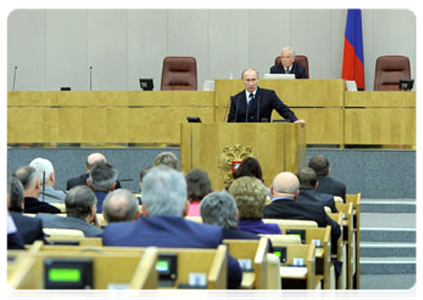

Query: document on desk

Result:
[280,266,308,279]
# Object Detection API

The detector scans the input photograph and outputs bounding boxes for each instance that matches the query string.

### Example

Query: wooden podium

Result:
[181,123,306,191]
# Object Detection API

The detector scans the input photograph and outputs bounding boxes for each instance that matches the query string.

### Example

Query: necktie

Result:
[248,93,255,113]
[285,68,290,74]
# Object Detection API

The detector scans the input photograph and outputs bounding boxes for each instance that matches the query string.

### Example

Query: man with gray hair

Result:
[103,166,242,289]
[270,46,308,78]
[102,189,140,223]
[29,157,66,203]
[12,166,60,214]
[37,185,103,237]
[263,171,340,253]
[87,162,119,213]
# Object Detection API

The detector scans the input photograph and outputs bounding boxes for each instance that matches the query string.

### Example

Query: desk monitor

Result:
[44,258,93,289]
[273,246,287,264]
[187,116,202,123]
[139,78,154,91]
[399,79,414,91]
[263,73,295,79]
[286,229,306,244]
[156,253,177,287]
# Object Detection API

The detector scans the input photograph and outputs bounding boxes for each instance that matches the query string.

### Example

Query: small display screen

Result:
[156,260,170,273]
[48,268,81,282]
[274,251,281,257]
[289,233,302,239]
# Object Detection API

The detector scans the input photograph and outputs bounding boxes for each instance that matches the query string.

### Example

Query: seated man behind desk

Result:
[263,172,340,253]
[270,46,308,79]
[87,162,119,213]
[37,186,103,237]
[102,189,141,223]
[102,166,242,289]
[227,67,306,126]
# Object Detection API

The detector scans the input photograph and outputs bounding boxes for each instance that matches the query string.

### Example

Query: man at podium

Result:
[227,67,306,126]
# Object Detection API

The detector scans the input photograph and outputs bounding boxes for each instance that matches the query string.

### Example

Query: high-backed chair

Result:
[274,55,309,78]
[161,56,197,90]
[374,55,411,91]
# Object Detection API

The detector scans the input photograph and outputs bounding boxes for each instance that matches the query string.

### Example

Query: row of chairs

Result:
[161,55,411,91]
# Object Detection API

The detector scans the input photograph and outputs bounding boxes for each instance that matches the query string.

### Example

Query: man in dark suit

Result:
[102,166,242,289]
[270,47,308,79]
[297,168,338,213]
[227,67,306,125]
[8,177,45,245]
[308,154,347,202]
[263,172,340,253]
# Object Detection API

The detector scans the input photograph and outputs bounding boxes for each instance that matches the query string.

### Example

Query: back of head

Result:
[85,152,107,171]
[186,169,213,202]
[7,177,25,213]
[153,152,178,170]
[12,166,38,191]
[88,162,119,192]
[142,166,187,217]
[272,172,300,196]
[308,154,330,176]
[200,192,238,230]
[229,176,266,219]
[65,186,97,219]
[103,189,139,222]
[233,157,263,182]
[297,168,317,189]
[29,157,54,185]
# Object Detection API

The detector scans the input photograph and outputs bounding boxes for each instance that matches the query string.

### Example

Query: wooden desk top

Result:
[157,287,208,300]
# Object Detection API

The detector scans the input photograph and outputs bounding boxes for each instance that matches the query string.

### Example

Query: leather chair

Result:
[374,55,411,91]
[274,55,309,78]
[161,56,197,90]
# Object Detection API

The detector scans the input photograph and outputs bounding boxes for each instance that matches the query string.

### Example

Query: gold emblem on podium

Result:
[217,144,254,184]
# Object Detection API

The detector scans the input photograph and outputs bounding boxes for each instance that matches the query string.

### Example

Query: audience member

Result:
[229,176,282,235]
[87,162,119,213]
[13,166,61,214]
[66,152,122,190]
[8,177,45,245]
[233,157,271,197]
[102,189,140,223]
[29,157,66,203]
[138,165,153,204]
[186,169,213,216]
[263,172,340,253]
[308,154,347,202]
[37,186,103,237]
[270,46,308,79]
[102,166,242,289]
[153,151,178,170]
[297,168,338,213]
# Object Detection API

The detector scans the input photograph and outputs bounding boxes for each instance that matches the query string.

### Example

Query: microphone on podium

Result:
[12,66,18,91]
[89,66,93,91]
[223,96,233,122]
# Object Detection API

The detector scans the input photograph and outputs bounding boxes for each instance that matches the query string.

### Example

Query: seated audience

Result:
[102,166,242,289]
[270,46,308,79]
[102,189,140,223]
[29,157,66,203]
[263,172,340,253]
[8,177,45,245]
[13,166,61,214]
[87,162,119,213]
[308,154,347,202]
[66,152,122,190]
[37,186,103,237]
[153,151,178,170]
[186,169,213,216]
[233,157,271,197]
[297,168,338,213]
[229,176,282,235]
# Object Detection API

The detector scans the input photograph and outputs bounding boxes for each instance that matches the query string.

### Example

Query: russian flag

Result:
[342,9,365,90]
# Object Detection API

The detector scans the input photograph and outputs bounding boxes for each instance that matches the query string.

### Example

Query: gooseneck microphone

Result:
[224,96,233,122]
[89,66,93,91]
[12,66,18,91]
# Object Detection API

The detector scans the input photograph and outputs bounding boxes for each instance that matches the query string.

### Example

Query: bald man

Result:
[263,172,340,254]
[227,67,306,126]
[102,189,141,223]
[66,153,122,190]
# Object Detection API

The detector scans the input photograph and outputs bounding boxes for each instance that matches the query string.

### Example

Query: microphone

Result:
[256,95,261,122]
[224,96,233,123]
[42,171,46,202]
[89,66,93,91]
[12,66,18,91]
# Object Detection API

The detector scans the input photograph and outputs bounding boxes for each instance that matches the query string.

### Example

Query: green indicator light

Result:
[49,268,81,282]
[274,251,281,257]
[156,260,169,272]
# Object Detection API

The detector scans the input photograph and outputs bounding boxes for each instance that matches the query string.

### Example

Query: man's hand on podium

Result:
[294,119,306,128]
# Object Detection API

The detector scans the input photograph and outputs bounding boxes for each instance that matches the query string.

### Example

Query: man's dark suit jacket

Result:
[66,173,122,191]
[102,215,242,289]
[270,62,308,79]
[24,197,61,214]
[227,87,298,123]
[10,212,45,245]
[298,189,338,213]
[223,228,274,253]
[316,176,347,202]
[263,197,340,254]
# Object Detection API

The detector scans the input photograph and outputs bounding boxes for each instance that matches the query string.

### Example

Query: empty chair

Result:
[374,55,411,91]
[161,56,197,90]
[274,55,309,78]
